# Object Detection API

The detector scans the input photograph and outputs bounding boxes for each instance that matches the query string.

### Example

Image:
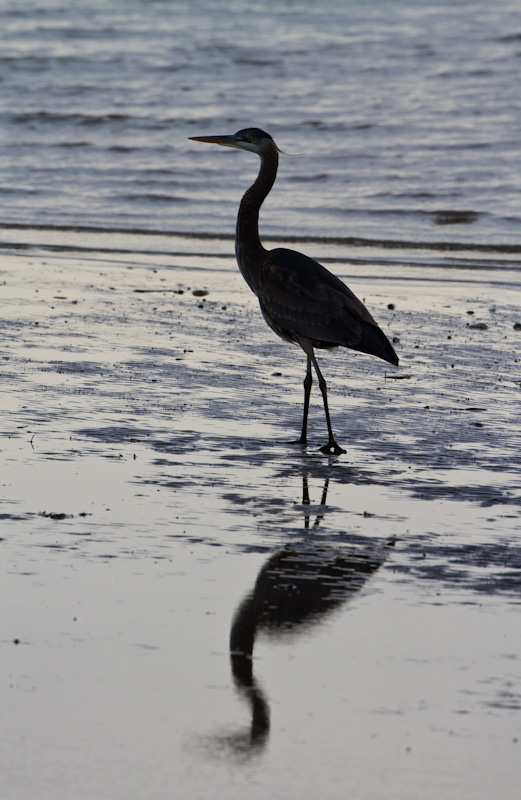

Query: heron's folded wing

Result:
[258,248,374,347]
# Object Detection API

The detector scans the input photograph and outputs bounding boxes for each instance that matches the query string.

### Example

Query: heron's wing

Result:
[258,247,376,348]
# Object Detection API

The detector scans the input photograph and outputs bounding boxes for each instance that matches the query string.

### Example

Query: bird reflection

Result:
[227,475,395,756]
[302,473,329,528]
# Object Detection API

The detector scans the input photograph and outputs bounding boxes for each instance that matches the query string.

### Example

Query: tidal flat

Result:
[1,231,521,800]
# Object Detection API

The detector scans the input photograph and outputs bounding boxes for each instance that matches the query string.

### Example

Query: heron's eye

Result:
[247,135,254,142]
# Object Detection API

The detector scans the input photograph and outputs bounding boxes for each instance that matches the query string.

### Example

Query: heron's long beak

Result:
[188,134,241,148]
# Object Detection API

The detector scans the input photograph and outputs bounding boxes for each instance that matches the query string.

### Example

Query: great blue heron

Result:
[189,128,398,455]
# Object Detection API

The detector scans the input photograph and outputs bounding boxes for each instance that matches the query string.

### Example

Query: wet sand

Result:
[2,233,521,799]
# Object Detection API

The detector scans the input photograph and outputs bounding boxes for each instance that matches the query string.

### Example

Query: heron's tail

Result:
[354,322,399,366]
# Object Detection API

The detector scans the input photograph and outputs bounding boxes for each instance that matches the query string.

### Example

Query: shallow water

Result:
[2,1,521,798]
[2,235,521,799]
[1,0,521,245]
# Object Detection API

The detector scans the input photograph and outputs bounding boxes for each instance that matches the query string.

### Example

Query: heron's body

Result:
[189,128,398,454]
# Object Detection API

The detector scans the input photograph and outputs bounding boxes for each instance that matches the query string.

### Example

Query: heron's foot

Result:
[319,440,346,456]
[289,436,307,446]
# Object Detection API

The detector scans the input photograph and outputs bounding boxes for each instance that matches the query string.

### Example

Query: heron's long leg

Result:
[312,355,346,455]
[291,355,312,445]
[300,355,313,443]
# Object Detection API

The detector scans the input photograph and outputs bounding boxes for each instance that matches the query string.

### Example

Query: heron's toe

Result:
[319,441,346,456]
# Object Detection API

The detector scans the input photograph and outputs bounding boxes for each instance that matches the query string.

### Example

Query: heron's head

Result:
[189,128,277,156]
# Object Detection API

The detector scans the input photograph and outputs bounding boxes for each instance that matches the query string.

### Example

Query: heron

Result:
[189,128,398,455]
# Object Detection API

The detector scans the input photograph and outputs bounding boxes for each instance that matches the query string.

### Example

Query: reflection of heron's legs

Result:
[320,477,329,506]
[312,356,346,455]
[302,474,311,505]
[302,474,311,528]
[301,475,330,529]
[314,477,330,527]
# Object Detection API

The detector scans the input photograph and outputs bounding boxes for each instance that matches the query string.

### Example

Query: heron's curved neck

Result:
[235,147,278,292]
